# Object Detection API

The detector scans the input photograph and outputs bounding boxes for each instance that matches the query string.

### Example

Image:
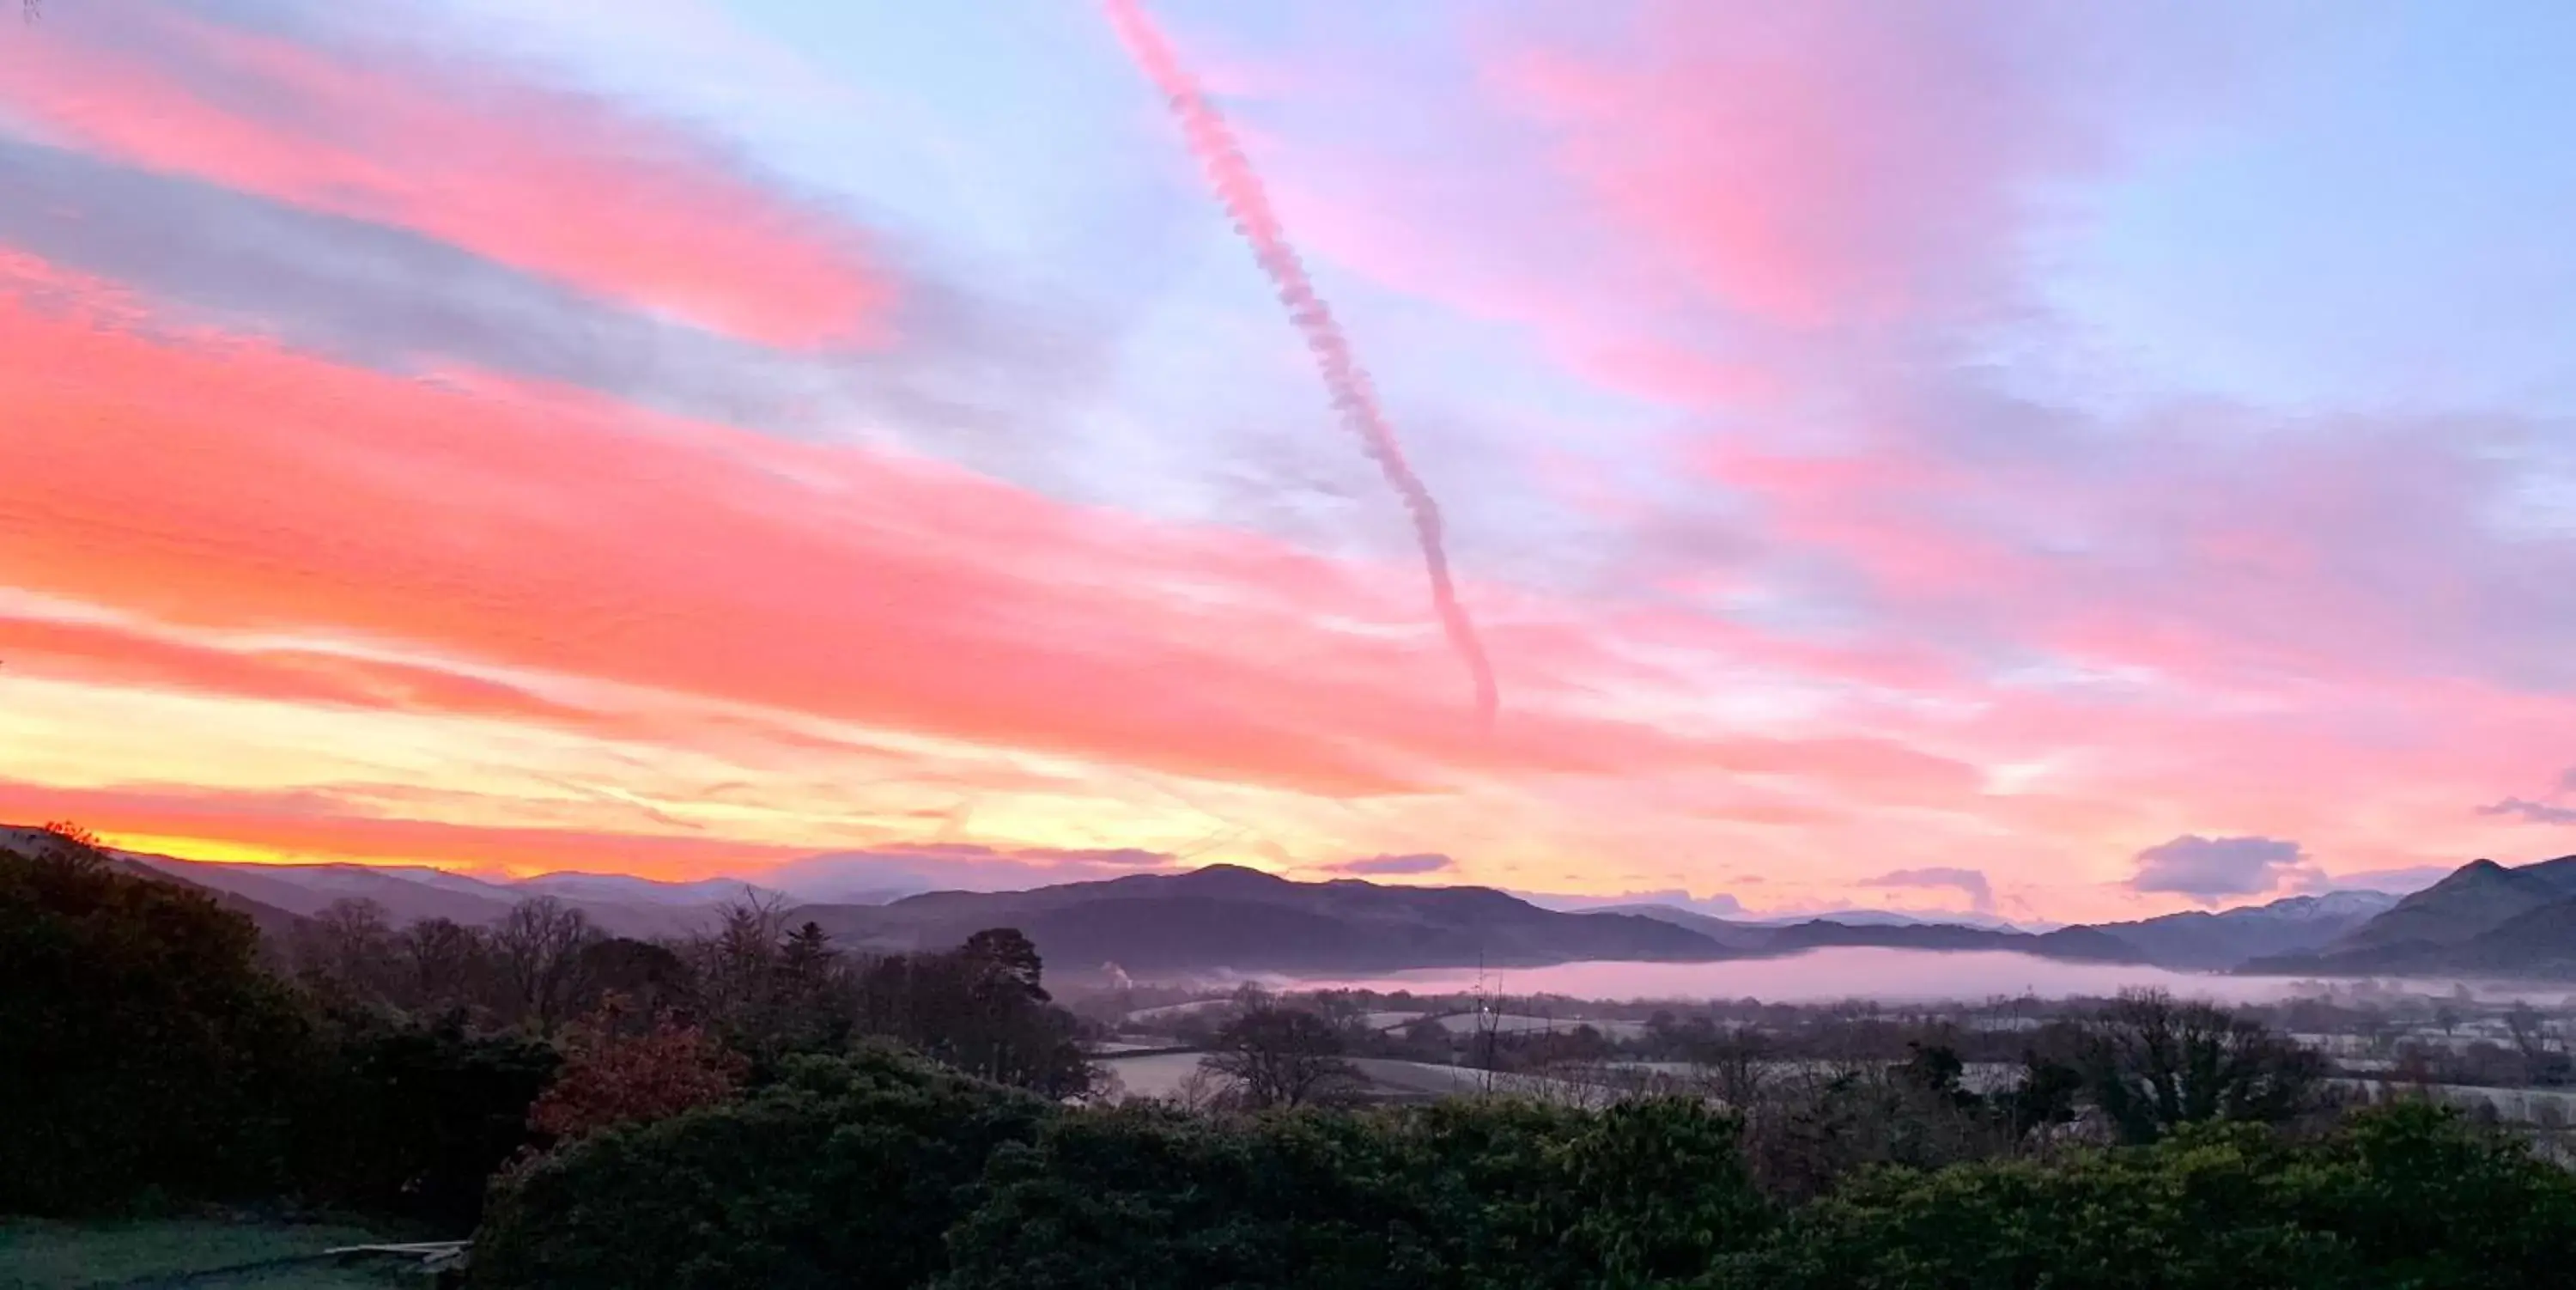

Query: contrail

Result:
[1103,0,1499,732]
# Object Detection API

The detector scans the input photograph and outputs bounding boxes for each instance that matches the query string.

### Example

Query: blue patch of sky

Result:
[470,0,1678,579]
[2037,0,2576,420]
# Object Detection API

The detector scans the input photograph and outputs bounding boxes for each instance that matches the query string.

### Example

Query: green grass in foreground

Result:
[0,1219,422,1289]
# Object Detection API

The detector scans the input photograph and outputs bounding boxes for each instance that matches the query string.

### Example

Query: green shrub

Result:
[2266,1102,2576,1288]
[940,1097,1767,1290]
[939,1105,1455,1290]
[472,1046,1052,1290]
[1725,1104,2576,1290]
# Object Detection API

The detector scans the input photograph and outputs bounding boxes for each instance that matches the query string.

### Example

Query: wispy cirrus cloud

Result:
[0,259,2012,808]
[0,0,891,347]
[4,0,2573,924]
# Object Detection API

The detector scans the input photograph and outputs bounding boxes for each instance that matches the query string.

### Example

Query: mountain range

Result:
[787,865,1725,973]
[2086,890,2402,971]
[786,861,2556,977]
[2239,855,2576,977]
[1599,903,2141,961]
[12,823,2571,979]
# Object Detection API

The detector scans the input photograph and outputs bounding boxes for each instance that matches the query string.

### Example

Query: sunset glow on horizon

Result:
[3,0,2572,922]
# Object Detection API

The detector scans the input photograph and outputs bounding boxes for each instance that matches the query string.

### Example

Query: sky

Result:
[2,0,2572,925]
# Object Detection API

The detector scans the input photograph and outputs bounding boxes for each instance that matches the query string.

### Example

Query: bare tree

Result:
[1165,1064,1233,1113]
[2433,1001,2463,1038]
[1201,1006,1360,1110]
[2504,1001,2572,1086]
[1686,1025,1775,1109]
[491,896,599,1035]
[293,897,400,1003]
[2080,989,2327,1144]
[1737,1058,2010,1203]
[398,916,489,1013]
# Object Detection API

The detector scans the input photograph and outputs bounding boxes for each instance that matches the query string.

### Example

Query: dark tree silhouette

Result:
[962,926,1048,1002]
[3,825,316,1212]
[2081,989,2328,1143]
[491,896,602,1035]
[1201,1006,1359,1109]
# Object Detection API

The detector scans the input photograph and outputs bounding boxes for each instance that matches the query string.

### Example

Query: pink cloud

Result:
[0,0,891,348]
[0,612,600,729]
[1492,0,2101,329]
[1252,0,2116,398]
[0,260,2012,817]
[7,1,2562,922]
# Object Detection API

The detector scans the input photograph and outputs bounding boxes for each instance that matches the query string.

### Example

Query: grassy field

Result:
[0,1219,427,1289]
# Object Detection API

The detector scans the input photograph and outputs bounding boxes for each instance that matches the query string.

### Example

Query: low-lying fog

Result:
[1285,947,2559,1006]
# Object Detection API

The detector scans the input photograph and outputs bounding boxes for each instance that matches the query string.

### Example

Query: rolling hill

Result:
[3,825,311,943]
[790,865,2174,975]
[787,864,1734,973]
[0,825,761,938]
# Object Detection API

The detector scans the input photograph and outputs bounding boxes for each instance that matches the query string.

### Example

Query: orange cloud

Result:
[0,612,598,728]
[0,252,2022,834]
[0,268,1490,799]
[0,778,805,879]
[0,1,890,348]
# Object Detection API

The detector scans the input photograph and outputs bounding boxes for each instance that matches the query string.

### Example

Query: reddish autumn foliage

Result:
[39,820,103,852]
[529,1008,745,1142]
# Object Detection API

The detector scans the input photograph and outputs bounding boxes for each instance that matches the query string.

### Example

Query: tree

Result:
[36,819,100,852]
[528,1005,744,1142]
[1740,1063,2003,1203]
[771,921,854,1052]
[568,935,697,1029]
[398,916,494,1014]
[1685,1024,1774,1108]
[1202,1006,1360,1110]
[962,926,1048,1002]
[1735,1105,2576,1290]
[782,920,838,981]
[839,929,1094,1098]
[2079,989,2328,1144]
[1559,1098,1771,1283]
[291,897,401,1004]
[2001,1046,2085,1138]
[2502,1002,2570,1086]
[491,896,600,1035]
[683,896,792,1057]
[1,829,316,1212]
[295,1013,559,1230]
[677,904,866,1068]
[947,1095,1770,1289]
